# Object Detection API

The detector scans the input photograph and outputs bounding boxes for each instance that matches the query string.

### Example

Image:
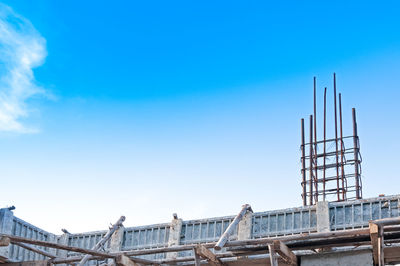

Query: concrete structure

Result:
[1,194,400,265]
[300,249,373,266]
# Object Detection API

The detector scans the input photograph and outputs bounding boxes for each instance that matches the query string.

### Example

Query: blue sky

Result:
[0,1,399,233]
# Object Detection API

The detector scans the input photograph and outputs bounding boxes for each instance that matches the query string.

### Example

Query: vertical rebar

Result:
[339,93,346,200]
[309,115,314,205]
[301,118,306,206]
[352,108,361,199]
[313,77,318,202]
[333,73,340,201]
[323,87,327,201]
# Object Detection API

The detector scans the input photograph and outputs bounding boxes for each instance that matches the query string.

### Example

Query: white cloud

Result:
[0,4,47,133]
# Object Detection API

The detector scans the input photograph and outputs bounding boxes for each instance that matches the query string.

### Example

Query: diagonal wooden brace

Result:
[194,244,223,266]
[78,216,125,266]
[273,240,297,266]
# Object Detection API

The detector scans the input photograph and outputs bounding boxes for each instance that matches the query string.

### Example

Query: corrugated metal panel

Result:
[68,231,109,249]
[329,195,400,230]
[180,216,235,245]
[122,223,170,250]
[9,217,57,262]
[252,205,317,238]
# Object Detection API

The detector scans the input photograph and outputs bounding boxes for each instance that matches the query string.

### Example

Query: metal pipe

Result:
[309,115,314,205]
[214,204,252,250]
[352,108,361,199]
[339,93,346,200]
[313,77,318,202]
[301,118,306,206]
[333,73,340,201]
[323,87,327,201]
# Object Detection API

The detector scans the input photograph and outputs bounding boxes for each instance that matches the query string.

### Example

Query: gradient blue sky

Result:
[1,1,399,233]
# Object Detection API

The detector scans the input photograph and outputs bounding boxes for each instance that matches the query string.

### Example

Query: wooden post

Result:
[215,204,251,250]
[192,248,201,266]
[273,240,297,266]
[369,222,384,266]
[268,244,278,266]
[78,216,125,266]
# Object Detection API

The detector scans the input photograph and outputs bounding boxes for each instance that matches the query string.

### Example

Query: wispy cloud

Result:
[0,3,47,133]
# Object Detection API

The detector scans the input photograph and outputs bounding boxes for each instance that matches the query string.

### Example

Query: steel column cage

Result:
[300,74,362,206]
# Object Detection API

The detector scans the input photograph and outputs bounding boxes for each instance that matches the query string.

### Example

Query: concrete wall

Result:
[1,194,399,262]
[300,249,373,266]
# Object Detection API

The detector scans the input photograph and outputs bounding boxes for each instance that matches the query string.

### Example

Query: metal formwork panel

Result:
[329,195,400,230]
[9,217,56,262]
[68,231,109,249]
[252,205,317,238]
[122,223,170,250]
[180,216,236,245]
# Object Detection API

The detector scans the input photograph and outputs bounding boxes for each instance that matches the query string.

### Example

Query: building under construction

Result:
[1,75,399,266]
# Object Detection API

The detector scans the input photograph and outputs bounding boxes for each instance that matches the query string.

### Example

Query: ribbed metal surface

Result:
[180,216,235,245]
[9,217,56,261]
[329,195,400,230]
[252,205,317,238]
[68,231,109,249]
[122,223,170,250]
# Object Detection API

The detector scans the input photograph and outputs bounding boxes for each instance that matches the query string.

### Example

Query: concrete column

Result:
[0,208,14,260]
[47,234,58,259]
[300,249,373,266]
[316,201,330,232]
[166,215,182,260]
[237,210,253,240]
[56,233,69,257]
[108,226,125,264]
